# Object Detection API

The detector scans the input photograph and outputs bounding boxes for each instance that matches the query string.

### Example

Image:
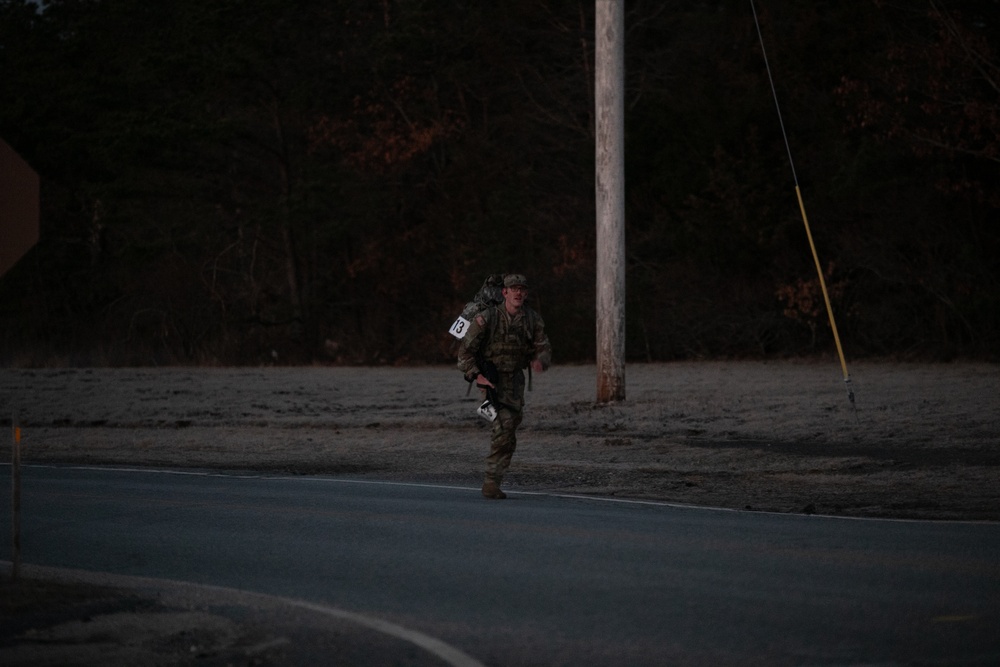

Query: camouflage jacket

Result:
[457,305,552,379]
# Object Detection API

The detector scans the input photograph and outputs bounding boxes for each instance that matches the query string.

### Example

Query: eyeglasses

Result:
[507,286,528,293]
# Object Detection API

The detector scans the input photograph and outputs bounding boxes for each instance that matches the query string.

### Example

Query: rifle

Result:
[472,358,500,422]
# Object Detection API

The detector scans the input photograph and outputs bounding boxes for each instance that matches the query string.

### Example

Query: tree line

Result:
[1,0,997,366]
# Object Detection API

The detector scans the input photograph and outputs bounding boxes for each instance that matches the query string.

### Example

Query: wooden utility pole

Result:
[595,0,626,402]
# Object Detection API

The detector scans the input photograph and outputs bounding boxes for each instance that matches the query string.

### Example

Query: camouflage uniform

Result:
[457,278,551,495]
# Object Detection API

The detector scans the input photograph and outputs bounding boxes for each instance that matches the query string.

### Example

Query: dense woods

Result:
[1,0,997,366]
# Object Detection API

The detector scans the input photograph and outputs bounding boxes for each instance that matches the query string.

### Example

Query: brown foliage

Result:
[836,3,1000,176]
[307,77,464,174]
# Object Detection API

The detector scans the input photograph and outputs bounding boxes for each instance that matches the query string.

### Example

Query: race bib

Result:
[448,315,471,339]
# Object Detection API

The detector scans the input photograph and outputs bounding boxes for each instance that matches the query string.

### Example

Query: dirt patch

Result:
[0,576,263,666]
[0,570,445,666]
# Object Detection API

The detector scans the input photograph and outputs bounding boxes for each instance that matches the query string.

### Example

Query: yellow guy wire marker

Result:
[751,0,856,413]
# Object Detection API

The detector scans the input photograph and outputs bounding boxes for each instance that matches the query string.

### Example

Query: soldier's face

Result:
[503,285,527,311]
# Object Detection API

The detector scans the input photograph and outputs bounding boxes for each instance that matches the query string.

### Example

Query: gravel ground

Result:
[2,361,997,521]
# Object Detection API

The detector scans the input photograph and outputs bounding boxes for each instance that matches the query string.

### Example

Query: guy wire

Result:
[751,0,798,186]
[749,0,857,414]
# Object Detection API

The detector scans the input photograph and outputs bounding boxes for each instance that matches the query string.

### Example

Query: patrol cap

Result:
[503,273,528,288]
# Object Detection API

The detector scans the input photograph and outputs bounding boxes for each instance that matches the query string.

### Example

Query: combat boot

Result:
[481,479,507,499]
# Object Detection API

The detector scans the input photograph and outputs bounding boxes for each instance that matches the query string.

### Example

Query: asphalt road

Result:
[3,465,999,666]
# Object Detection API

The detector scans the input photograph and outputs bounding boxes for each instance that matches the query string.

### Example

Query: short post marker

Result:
[11,413,22,581]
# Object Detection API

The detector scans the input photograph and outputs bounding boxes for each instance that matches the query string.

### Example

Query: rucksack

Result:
[448,273,505,340]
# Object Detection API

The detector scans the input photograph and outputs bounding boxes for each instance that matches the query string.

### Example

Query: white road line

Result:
[6,462,997,524]
[286,597,486,667]
[5,562,487,667]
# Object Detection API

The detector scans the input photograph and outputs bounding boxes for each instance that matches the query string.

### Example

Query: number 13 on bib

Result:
[449,316,471,339]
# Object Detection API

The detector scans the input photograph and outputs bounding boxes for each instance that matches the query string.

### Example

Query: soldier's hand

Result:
[475,373,495,388]
[531,359,545,373]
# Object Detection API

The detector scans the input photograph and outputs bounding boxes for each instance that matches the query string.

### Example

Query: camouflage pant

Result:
[483,369,525,483]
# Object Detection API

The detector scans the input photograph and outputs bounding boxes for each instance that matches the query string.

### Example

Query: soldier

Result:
[457,273,552,499]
